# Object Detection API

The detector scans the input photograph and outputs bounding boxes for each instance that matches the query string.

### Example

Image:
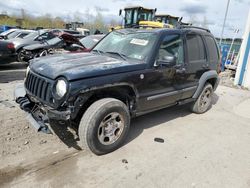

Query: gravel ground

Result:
[0,62,250,188]
[0,63,76,167]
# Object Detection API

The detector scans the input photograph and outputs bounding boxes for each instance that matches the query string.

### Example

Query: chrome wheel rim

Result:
[98,112,124,145]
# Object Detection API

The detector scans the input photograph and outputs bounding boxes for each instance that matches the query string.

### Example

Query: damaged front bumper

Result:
[14,84,71,134]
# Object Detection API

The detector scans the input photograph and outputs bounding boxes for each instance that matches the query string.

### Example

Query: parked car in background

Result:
[0,29,19,40]
[20,34,105,62]
[0,29,62,62]
[0,25,16,33]
[0,29,35,40]
[0,40,15,60]
[52,29,84,39]
[76,28,90,36]
[20,33,87,62]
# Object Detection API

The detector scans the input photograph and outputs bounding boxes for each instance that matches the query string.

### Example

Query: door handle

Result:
[176,68,186,74]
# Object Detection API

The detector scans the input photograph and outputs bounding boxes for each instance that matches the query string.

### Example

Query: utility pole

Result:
[219,0,231,45]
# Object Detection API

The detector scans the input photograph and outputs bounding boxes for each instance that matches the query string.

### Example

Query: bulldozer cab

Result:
[120,6,156,28]
[155,15,179,27]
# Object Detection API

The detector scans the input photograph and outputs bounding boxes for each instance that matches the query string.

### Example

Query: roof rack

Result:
[177,25,210,33]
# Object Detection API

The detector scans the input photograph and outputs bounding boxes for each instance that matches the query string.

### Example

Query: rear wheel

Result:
[17,49,26,62]
[191,83,213,114]
[78,98,130,155]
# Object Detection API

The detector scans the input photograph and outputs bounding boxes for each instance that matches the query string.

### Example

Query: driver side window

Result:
[157,34,184,65]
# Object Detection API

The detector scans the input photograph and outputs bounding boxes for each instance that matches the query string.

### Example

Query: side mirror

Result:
[37,36,43,41]
[119,9,122,16]
[156,55,176,67]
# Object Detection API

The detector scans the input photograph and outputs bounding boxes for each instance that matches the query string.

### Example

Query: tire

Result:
[78,98,130,155]
[17,49,26,62]
[191,83,213,114]
[39,49,48,57]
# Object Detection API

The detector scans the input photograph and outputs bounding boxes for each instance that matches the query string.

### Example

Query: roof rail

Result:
[178,25,210,33]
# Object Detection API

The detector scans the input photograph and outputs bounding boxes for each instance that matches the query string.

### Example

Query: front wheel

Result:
[78,98,130,155]
[191,83,213,114]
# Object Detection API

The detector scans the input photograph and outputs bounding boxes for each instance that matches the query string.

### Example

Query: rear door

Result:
[204,35,220,71]
[180,33,208,99]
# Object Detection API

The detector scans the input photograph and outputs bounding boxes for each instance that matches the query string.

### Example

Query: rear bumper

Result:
[14,84,71,134]
[0,50,15,58]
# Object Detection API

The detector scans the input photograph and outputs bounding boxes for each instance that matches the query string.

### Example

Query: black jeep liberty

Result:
[15,27,220,155]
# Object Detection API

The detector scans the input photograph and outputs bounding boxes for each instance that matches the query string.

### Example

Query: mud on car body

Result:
[15,27,220,155]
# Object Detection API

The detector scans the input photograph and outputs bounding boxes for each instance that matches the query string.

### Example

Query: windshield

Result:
[46,37,62,45]
[138,11,153,21]
[93,31,157,61]
[125,9,133,25]
[80,36,99,49]
[125,9,154,26]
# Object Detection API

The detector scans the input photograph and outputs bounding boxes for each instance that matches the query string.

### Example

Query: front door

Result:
[137,33,185,112]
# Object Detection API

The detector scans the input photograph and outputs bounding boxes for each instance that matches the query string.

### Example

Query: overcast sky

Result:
[0,0,249,38]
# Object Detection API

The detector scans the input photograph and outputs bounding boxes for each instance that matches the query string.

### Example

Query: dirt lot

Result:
[0,62,250,188]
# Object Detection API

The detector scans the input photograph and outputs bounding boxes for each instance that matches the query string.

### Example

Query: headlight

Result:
[55,79,67,98]
[25,66,30,77]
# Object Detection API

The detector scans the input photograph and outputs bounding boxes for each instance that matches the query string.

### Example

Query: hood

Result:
[30,53,146,81]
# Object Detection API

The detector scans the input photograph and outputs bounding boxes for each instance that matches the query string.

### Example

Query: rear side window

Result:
[186,34,206,62]
[17,33,28,38]
[204,36,219,61]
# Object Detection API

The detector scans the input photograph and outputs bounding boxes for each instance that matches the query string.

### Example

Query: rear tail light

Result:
[7,43,15,49]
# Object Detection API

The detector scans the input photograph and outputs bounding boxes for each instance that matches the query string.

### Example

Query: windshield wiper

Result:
[105,51,127,61]
[92,49,103,55]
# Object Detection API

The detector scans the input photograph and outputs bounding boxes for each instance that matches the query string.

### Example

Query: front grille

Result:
[25,71,53,103]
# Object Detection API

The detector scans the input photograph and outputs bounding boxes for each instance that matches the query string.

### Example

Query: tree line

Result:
[0,9,119,33]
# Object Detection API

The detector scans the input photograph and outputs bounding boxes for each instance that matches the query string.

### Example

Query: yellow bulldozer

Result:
[111,6,163,30]
[155,15,179,27]
[110,6,189,31]
[155,14,190,27]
